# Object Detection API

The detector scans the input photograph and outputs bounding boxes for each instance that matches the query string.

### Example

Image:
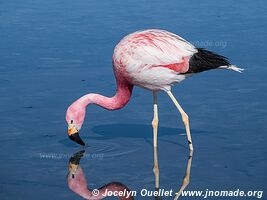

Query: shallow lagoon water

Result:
[0,0,267,199]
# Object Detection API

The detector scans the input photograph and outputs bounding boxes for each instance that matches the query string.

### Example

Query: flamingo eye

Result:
[70,120,73,124]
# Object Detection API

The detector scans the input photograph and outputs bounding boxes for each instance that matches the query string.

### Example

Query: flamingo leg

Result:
[174,155,193,200]
[152,91,160,189]
[166,90,194,156]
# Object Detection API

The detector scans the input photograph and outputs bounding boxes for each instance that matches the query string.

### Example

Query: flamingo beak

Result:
[68,125,85,146]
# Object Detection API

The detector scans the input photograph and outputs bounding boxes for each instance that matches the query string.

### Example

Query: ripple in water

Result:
[85,140,140,158]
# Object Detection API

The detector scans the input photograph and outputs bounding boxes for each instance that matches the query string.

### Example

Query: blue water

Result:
[1,0,267,199]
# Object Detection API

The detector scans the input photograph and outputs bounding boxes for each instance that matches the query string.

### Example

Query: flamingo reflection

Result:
[67,150,134,200]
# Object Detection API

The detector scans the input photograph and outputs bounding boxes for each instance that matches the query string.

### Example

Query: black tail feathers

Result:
[184,48,230,74]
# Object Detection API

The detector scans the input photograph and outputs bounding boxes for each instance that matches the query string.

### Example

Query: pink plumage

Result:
[112,29,196,91]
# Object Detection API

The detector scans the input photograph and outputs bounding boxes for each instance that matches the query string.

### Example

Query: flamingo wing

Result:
[114,29,197,74]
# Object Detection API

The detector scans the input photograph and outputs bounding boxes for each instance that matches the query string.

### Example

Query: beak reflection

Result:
[68,150,85,178]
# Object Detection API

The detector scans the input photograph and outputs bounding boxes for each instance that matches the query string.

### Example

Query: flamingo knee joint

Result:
[152,118,159,128]
[153,166,159,174]
[182,113,189,124]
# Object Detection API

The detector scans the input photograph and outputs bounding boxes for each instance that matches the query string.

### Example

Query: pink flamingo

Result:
[68,151,134,200]
[66,29,243,187]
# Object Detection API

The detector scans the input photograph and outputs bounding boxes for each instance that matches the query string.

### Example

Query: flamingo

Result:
[66,29,243,187]
[68,150,134,200]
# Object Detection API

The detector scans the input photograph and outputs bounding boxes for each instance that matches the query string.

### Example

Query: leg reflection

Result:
[174,155,193,200]
[154,147,162,200]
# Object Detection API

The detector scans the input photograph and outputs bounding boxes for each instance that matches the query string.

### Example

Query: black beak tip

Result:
[69,132,85,146]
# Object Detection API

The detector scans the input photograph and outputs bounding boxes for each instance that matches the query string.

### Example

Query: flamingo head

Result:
[66,104,86,146]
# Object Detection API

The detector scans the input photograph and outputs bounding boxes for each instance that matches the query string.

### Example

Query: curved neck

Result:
[77,80,133,110]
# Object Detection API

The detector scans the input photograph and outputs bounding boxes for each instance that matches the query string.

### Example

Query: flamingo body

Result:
[113,29,197,91]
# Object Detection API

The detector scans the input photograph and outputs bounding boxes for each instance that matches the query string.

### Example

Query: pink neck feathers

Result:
[77,80,133,111]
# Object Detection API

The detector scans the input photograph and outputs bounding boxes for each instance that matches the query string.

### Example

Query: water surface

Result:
[0,0,266,199]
